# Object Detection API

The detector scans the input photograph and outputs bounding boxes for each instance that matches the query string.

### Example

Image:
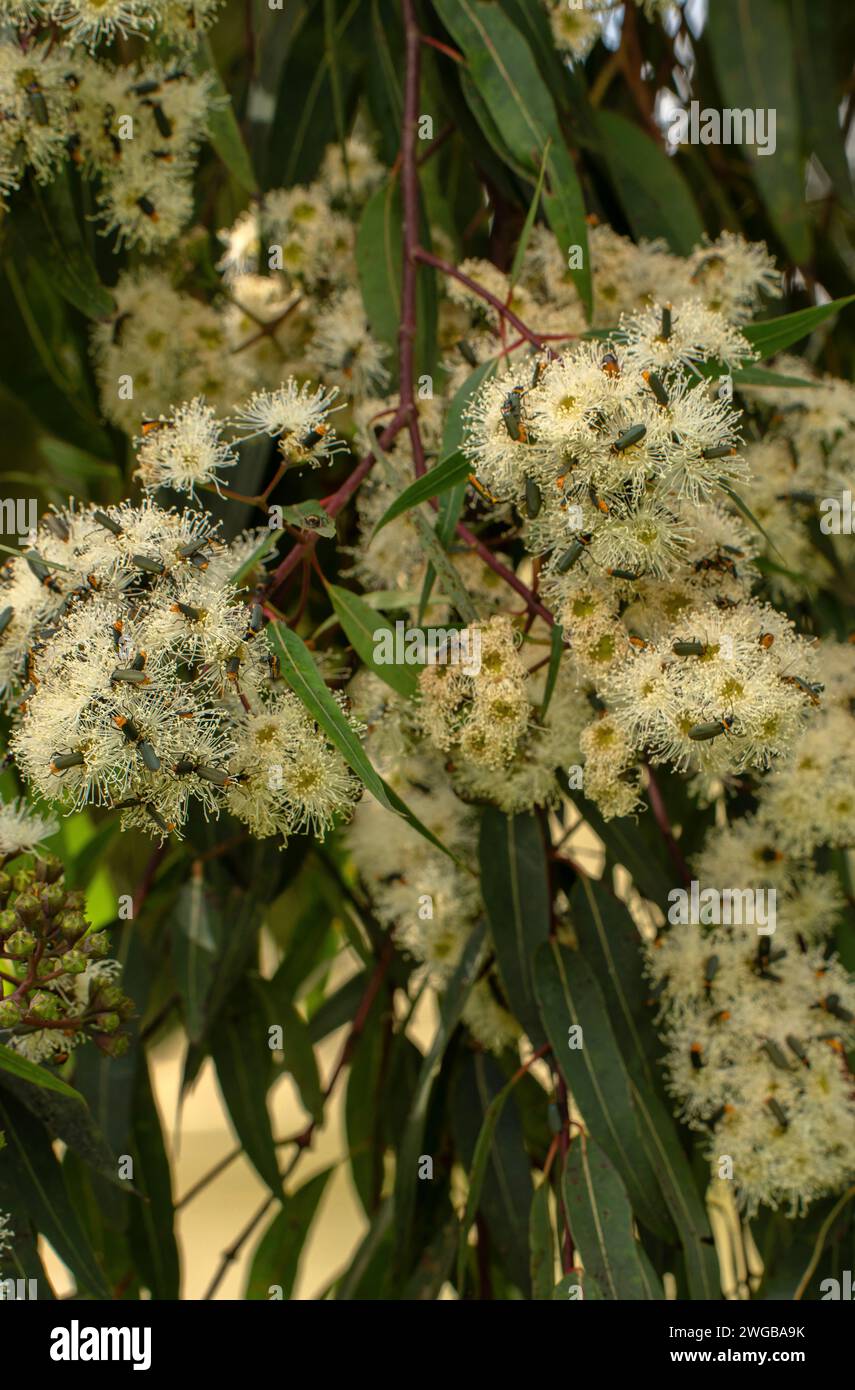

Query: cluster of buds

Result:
[0,854,132,1064]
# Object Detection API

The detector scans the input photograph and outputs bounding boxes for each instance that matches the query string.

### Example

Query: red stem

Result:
[413,247,545,348]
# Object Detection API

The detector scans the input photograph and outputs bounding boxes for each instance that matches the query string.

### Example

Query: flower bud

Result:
[39,884,66,916]
[95,1011,120,1034]
[0,998,22,1027]
[34,854,63,885]
[0,909,17,936]
[83,931,110,958]
[29,991,61,1020]
[57,911,87,941]
[12,869,33,895]
[6,929,36,956]
[14,893,41,924]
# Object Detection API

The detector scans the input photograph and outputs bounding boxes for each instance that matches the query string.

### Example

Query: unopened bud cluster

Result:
[0,853,132,1064]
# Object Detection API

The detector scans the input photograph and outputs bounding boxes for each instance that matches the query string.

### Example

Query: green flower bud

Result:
[0,998,22,1027]
[63,890,86,914]
[95,1012,120,1034]
[12,869,34,894]
[29,991,61,1020]
[0,871,11,900]
[97,1032,130,1058]
[83,931,109,958]
[60,950,86,974]
[6,929,36,957]
[0,909,17,936]
[40,884,66,916]
[57,911,87,941]
[95,984,124,1010]
[14,893,41,924]
[34,854,63,885]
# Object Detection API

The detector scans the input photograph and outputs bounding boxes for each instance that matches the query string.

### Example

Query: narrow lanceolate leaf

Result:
[268,623,456,860]
[454,1053,532,1296]
[479,808,550,1047]
[31,176,116,319]
[720,482,784,560]
[0,1067,121,1190]
[434,0,589,313]
[197,37,258,193]
[393,920,487,1275]
[278,998,324,1126]
[327,582,420,697]
[529,1180,555,1301]
[569,877,661,1094]
[372,452,472,535]
[742,295,855,358]
[0,1091,109,1297]
[357,179,403,380]
[230,529,285,586]
[591,113,704,256]
[170,872,220,1045]
[706,0,808,265]
[509,138,552,289]
[563,1134,663,1300]
[210,987,280,1196]
[0,1042,84,1102]
[126,1058,180,1300]
[540,622,565,718]
[245,1168,333,1300]
[731,365,818,389]
[533,940,674,1242]
[441,358,499,463]
[411,509,480,624]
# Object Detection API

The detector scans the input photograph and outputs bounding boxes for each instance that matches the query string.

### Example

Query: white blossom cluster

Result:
[0,0,222,50]
[646,918,855,1217]
[2,499,361,845]
[346,673,520,1055]
[544,1,679,61]
[0,39,217,249]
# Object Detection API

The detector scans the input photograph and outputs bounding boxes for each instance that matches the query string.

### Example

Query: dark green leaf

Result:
[479,808,550,1047]
[706,0,808,263]
[529,1179,555,1300]
[563,1133,663,1299]
[0,1090,109,1296]
[393,919,486,1274]
[211,986,280,1196]
[0,1042,84,1102]
[244,1168,333,1299]
[742,296,855,358]
[326,582,420,696]
[591,112,704,255]
[534,940,674,1241]
[269,623,456,860]
[127,1057,180,1299]
[372,451,472,535]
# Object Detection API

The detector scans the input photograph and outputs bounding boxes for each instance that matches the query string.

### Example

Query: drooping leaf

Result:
[706,0,808,264]
[742,296,855,358]
[563,1133,663,1300]
[0,1043,84,1102]
[534,940,673,1241]
[591,112,704,256]
[126,1057,180,1299]
[326,582,420,697]
[268,623,457,860]
[211,985,280,1197]
[453,1050,532,1297]
[479,808,550,1047]
[393,919,486,1275]
[0,1090,109,1296]
[244,1168,333,1300]
[529,1179,555,1301]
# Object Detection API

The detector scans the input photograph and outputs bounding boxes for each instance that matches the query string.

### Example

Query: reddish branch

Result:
[413,246,545,348]
[400,0,427,476]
